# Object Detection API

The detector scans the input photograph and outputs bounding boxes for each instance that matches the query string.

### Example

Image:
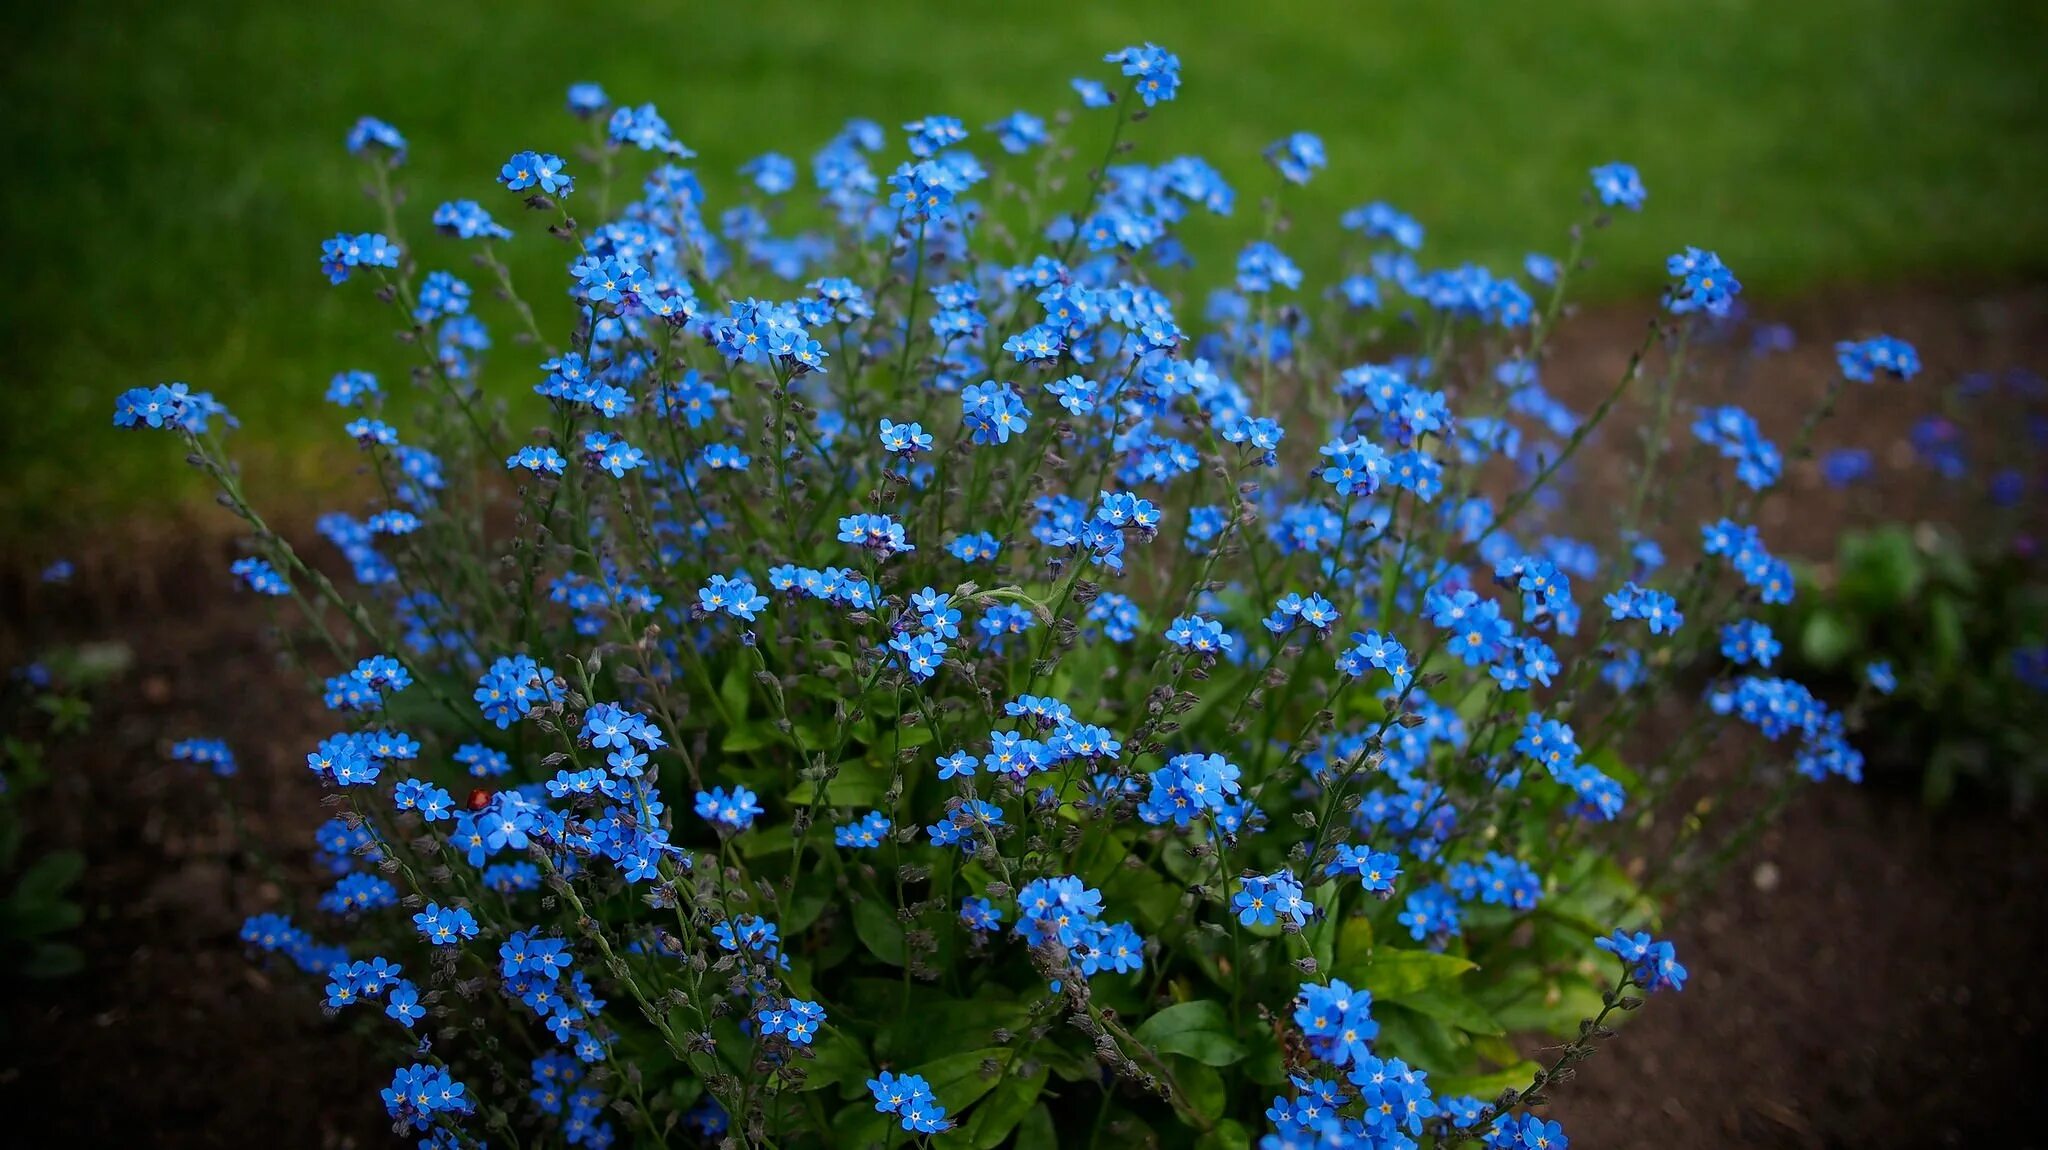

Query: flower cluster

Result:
[121,42,1923,1150]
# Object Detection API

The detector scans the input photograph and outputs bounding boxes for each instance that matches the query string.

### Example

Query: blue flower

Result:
[1164,614,1233,656]
[1237,241,1303,293]
[1596,929,1688,992]
[1104,43,1182,106]
[1823,448,1874,487]
[1341,202,1425,250]
[307,733,378,787]
[1337,630,1413,693]
[1692,405,1781,490]
[878,418,933,455]
[316,232,398,284]
[1448,852,1542,910]
[698,574,768,621]
[867,1071,950,1134]
[1396,884,1462,945]
[695,786,764,832]
[1234,871,1310,928]
[1264,132,1326,186]
[1002,322,1065,363]
[741,152,798,195]
[1604,582,1683,634]
[607,104,692,156]
[960,897,1003,932]
[1489,1113,1571,1149]
[838,513,916,558]
[346,116,407,161]
[759,998,826,1045]
[903,114,968,157]
[1293,978,1377,1067]
[566,82,608,116]
[1720,619,1781,667]
[834,811,892,849]
[1590,161,1647,210]
[888,159,967,220]
[431,199,512,240]
[169,738,238,777]
[1319,437,1389,497]
[1071,77,1113,108]
[507,445,568,476]
[1665,247,1741,317]
[413,903,479,947]
[961,381,1031,445]
[936,749,978,780]
[229,557,290,596]
[381,1063,472,1131]
[1836,335,1921,382]
[386,980,425,1028]
[582,431,646,477]
[1326,845,1402,895]
[499,150,574,197]
[987,111,1048,154]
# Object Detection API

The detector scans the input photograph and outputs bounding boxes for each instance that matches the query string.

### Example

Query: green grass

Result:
[4,0,2046,535]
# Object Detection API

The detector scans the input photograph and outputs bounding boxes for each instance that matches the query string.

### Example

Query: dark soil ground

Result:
[1,284,2043,1148]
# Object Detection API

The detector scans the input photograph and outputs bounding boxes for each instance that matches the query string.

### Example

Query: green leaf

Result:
[4,898,83,938]
[1923,744,1963,807]
[797,1028,870,1093]
[894,724,937,750]
[1244,1030,1287,1086]
[1101,863,1184,935]
[1381,985,1504,1036]
[667,1076,705,1112]
[917,1047,1008,1112]
[783,767,889,807]
[720,724,776,753]
[1132,1000,1247,1067]
[1079,830,1184,933]
[1476,968,1606,1037]
[1799,609,1859,668]
[19,941,83,979]
[784,867,836,935]
[1303,881,1341,971]
[719,662,752,724]
[732,826,793,859]
[1433,1061,1541,1100]
[1038,1036,1101,1084]
[1373,1003,1465,1074]
[1172,1057,1227,1125]
[963,1065,1047,1148]
[831,1100,892,1150]
[851,898,905,965]
[1929,593,1966,678]
[15,849,84,903]
[1345,946,1476,998]
[1196,1118,1252,1150]
[1336,913,1374,968]
[1015,1103,1057,1150]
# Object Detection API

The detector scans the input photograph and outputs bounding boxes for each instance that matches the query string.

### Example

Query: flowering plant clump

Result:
[127,43,1913,1150]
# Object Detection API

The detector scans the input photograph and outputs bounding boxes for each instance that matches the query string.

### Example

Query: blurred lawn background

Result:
[3,0,2045,538]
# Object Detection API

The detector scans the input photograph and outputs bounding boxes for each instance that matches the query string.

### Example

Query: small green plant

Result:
[0,639,129,978]
[1775,524,2048,807]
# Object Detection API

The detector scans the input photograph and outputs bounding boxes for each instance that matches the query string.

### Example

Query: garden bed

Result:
[2,283,2043,1147]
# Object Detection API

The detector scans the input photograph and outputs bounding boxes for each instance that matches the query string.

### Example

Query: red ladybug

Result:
[468,788,492,812]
